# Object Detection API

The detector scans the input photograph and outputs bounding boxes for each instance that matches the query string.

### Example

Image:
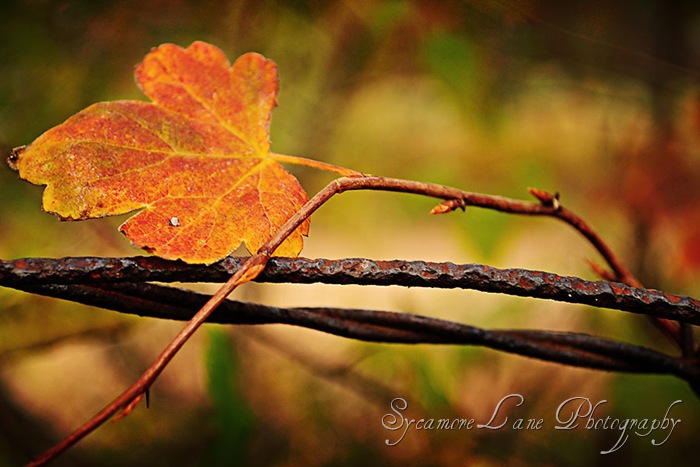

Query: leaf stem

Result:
[271,152,365,177]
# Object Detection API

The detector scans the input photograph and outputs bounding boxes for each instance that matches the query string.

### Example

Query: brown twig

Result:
[22,174,691,464]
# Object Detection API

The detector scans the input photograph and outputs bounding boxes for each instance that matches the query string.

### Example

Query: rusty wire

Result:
[2,256,699,323]
[2,255,699,392]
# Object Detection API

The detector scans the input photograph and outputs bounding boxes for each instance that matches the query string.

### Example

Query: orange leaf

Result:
[12,42,309,264]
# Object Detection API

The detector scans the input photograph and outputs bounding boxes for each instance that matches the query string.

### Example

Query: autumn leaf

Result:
[10,41,310,264]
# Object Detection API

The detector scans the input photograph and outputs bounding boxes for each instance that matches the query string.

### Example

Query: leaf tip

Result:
[7,145,26,171]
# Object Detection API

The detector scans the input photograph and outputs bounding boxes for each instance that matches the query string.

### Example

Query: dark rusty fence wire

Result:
[2,256,700,392]
[2,256,699,323]
[6,281,700,386]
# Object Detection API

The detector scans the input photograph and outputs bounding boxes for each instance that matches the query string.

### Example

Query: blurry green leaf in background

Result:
[205,328,256,466]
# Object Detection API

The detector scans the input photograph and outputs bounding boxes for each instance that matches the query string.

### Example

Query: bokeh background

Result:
[2,0,700,465]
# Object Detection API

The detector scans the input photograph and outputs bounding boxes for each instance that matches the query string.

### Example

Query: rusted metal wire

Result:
[4,255,700,393]
[2,256,699,323]
[11,280,699,384]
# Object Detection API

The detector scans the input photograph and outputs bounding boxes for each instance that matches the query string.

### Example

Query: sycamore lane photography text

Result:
[382,395,683,454]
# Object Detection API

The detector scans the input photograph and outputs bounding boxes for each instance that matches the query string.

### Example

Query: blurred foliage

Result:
[1,0,700,465]
[204,328,256,465]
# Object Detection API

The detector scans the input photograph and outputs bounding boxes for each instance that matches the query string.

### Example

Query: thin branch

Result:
[17,174,694,464]
[3,256,699,324]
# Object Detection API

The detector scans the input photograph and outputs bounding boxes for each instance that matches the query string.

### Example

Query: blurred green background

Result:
[2,0,700,465]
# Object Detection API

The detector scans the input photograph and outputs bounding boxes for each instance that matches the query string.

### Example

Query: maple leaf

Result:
[10,41,310,264]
